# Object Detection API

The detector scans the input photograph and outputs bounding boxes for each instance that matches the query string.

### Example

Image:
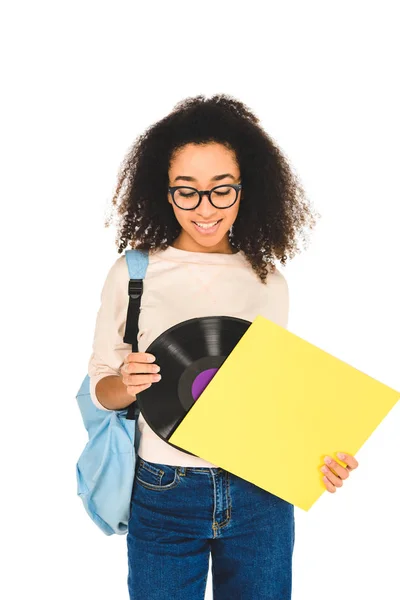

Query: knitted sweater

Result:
[87,245,289,467]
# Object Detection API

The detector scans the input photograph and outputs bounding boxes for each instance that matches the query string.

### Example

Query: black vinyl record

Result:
[136,316,251,455]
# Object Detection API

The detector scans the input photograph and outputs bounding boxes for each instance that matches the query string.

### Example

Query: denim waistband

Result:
[137,457,224,475]
[176,466,224,475]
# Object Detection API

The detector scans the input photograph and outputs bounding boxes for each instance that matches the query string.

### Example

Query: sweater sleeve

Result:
[265,264,289,330]
[87,254,132,410]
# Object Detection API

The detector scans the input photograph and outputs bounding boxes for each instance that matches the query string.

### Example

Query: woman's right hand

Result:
[120,352,161,398]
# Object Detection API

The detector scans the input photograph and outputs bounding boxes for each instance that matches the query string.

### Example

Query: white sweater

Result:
[87,245,289,467]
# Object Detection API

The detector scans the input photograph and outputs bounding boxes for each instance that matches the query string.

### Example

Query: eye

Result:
[176,188,197,198]
[213,186,233,196]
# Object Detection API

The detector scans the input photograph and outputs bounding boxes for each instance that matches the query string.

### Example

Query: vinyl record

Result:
[136,316,251,455]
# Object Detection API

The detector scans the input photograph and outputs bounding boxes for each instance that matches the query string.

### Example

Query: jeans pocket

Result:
[135,459,181,491]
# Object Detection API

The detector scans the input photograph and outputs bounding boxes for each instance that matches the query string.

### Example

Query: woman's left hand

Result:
[320,452,359,493]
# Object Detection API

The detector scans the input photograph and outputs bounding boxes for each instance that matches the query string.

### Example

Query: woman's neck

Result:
[172,231,236,255]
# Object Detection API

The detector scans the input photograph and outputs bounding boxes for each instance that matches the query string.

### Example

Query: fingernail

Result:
[147,355,156,362]
[324,456,332,465]
[337,453,346,460]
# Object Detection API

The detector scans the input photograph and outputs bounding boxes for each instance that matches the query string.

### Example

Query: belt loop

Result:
[177,466,186,476]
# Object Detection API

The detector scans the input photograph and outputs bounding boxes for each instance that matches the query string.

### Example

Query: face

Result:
[168,142,242,253]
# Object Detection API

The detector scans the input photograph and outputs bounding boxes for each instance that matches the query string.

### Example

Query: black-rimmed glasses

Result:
[168,184,242,210]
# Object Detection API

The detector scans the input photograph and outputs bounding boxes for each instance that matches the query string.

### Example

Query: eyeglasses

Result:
[168,184,242,211]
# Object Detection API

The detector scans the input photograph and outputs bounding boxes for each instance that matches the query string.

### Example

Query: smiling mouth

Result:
[192,219,222,230]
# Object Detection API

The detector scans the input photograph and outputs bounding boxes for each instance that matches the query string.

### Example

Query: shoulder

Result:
[100,254,130,298]
[267,263,288,287]
[106,253,129,280]
[264,264,290,327]
[239,253,288,289]
[255,261,288,295]
[265,264,289,311]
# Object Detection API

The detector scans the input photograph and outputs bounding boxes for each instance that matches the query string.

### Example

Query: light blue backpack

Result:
[76,249,149,535]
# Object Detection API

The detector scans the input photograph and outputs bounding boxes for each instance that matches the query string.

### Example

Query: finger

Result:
[323,475,336,493]
[124,352,156,365]
[321,465,343,488]
[125,373,161,386]
[337,452,359,470]
[122,361,160,375]
[324,456,349,480]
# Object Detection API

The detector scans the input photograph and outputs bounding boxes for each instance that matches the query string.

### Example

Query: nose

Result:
[195,192,219,219]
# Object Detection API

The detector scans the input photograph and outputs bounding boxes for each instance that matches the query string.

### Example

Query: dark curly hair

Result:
[105,94,320,284]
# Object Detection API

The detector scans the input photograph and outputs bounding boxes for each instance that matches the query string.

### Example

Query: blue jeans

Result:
[127,458,295,599]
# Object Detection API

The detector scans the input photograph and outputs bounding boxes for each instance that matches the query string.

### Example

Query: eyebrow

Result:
[172,173,237,183]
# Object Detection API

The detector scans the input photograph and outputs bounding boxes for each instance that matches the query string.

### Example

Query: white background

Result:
[1,1,399,598]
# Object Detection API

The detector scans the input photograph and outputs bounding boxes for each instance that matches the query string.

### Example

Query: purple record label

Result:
[191,368,219,401]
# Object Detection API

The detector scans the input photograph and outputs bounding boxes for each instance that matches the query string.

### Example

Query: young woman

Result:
[88,94,359,599]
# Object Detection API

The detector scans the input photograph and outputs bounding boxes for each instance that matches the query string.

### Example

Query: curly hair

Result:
[105,94,321,284]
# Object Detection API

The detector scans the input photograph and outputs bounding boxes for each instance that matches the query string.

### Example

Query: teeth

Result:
[195,221,219,229]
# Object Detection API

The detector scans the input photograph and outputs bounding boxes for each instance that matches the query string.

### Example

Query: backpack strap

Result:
[123,249,149,420]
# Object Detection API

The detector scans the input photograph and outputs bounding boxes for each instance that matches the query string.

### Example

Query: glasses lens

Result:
[210,185,237,208]
[173,187,200,209]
